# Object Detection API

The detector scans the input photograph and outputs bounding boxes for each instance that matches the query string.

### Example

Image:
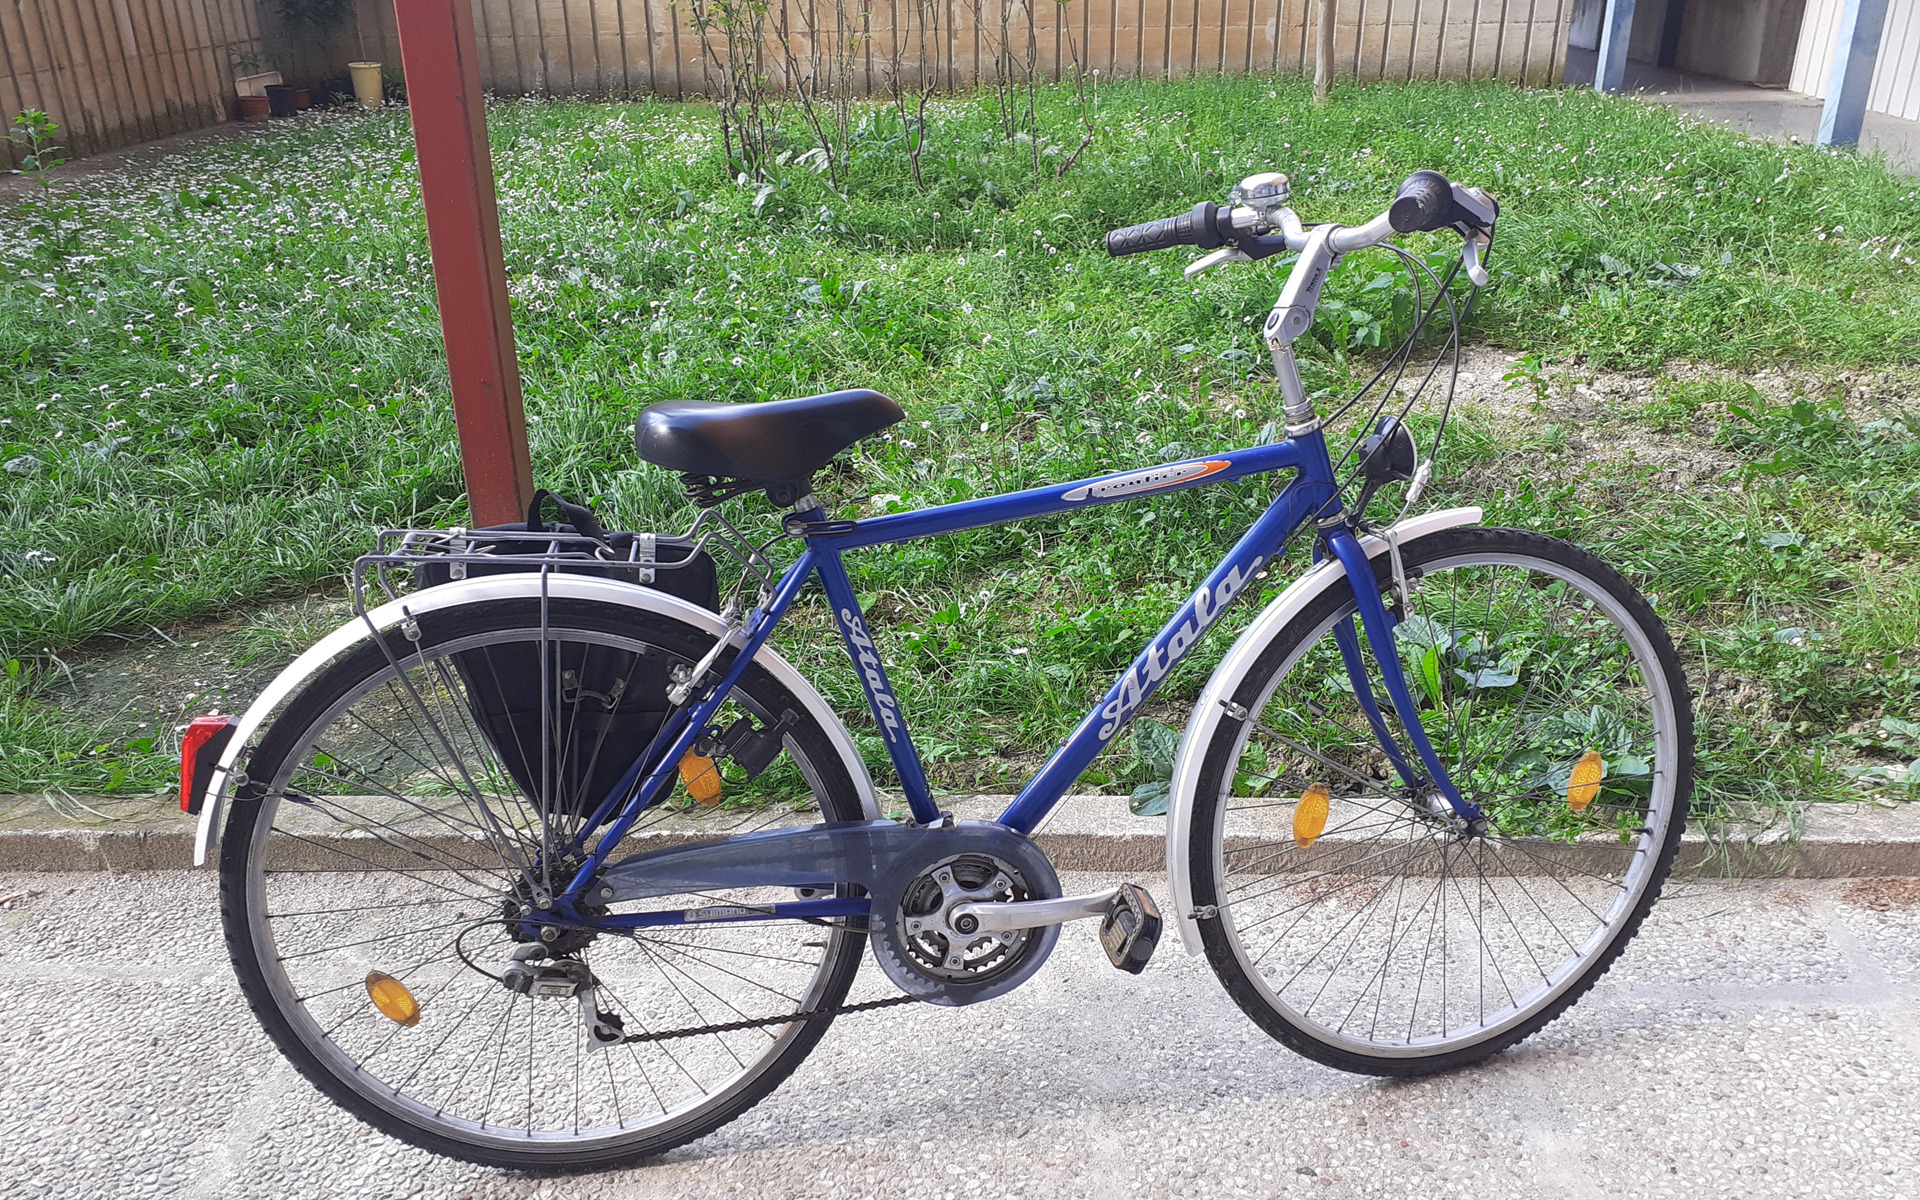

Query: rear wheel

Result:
[220,597,866,1168]
[1188,527,1692,1075]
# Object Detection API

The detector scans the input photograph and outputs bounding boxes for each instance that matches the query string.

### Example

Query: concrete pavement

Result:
[1564,50,1920,174]
[2,869,1917,1199]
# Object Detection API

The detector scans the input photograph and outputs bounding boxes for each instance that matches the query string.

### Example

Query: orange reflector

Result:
[1567,749,1605,812]
[1293,782,1331,849]
[365,971,421,1027]
[679,752,723,807]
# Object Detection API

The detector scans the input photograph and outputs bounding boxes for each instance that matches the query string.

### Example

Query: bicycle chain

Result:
[617,993,917,1045]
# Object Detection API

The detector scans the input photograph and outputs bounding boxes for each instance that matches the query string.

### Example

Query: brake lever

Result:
[1184,246,1251,279]
[1454,183,1496,287]
[1461,233,1490,287]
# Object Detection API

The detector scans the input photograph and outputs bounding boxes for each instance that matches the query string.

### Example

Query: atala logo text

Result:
[839,609,903,741]
[1097,557,1265,741]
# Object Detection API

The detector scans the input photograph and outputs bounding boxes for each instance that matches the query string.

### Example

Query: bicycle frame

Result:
[558,421,1477,915]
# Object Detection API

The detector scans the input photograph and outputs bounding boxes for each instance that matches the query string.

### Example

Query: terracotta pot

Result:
[292,87,312,110]
[265,84,297,118]
[238,94,271,123]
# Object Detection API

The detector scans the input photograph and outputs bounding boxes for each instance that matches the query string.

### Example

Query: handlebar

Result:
[1105,170,1496,260]
[1102,170,1498,433]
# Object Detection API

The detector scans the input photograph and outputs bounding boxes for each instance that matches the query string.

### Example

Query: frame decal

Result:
[1063,459,1232,502]
[1096,554,1267,740]
[837,607,904,742]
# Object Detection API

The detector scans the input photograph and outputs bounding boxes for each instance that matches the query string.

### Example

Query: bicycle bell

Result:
[1230,172,1291,223]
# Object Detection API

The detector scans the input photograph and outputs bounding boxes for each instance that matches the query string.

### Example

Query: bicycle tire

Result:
[220,596,866,1169]
[1187,526,1693,1075]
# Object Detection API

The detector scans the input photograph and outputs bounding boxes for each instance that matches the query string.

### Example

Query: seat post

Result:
[762,478,818,510]
[784,492,825,523]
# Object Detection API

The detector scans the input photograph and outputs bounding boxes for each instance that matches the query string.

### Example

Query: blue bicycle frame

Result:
[557,421,1476,920]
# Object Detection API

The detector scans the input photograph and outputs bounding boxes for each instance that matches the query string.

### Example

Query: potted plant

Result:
[264,82,299,118]
[350,62,385,107]
[313,73,353,107]
[228,46,281,121]
[271,0,355,103]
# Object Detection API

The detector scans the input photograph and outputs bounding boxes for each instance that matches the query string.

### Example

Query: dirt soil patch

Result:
[45,590,352,744]
[1841,878,1920,910]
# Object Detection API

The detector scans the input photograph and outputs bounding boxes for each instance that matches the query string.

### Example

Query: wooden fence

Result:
[347,0,1574,98]
[2,0,1575,170]
[0,0,271,170]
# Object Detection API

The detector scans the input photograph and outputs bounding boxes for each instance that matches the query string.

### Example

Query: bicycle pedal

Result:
[1099,883,1162,975]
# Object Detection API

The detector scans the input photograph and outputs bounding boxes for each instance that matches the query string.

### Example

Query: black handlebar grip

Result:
[1389,170,1458,234]
[1105,212,1195,257]
[1106,202,1226,257]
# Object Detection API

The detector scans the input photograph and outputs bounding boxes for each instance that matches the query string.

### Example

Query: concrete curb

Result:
[3,794,1918,877]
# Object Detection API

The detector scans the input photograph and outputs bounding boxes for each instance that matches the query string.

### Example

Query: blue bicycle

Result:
[192,170,1693,1169]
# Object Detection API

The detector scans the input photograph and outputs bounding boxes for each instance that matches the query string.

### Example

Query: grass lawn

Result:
[2,75,1917,813]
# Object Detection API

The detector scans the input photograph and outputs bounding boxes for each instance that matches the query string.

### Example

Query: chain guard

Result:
[867,822,1061,1006]
[598,815,1061,1005]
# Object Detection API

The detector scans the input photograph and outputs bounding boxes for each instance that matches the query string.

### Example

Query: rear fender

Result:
[193,575,880,866]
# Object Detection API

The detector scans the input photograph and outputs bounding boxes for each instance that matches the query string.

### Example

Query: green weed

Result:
[3,77,1918,810]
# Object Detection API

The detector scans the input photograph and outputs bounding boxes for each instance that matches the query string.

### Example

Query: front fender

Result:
[1163,507,1483,954]
[193,575,880,866]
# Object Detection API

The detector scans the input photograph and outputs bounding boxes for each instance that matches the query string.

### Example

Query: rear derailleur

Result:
[499,944,626,1053]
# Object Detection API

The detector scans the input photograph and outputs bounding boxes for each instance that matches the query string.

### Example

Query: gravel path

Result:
[2,870,1917,1199]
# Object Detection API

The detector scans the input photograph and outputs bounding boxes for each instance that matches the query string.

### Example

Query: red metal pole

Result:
[392,0,534,528]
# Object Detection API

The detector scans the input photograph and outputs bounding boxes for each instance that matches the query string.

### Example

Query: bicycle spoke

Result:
[230,611,868,1159]
[1204,539,1688,1061]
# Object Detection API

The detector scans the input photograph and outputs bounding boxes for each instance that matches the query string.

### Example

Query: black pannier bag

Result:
[418,490,719,817]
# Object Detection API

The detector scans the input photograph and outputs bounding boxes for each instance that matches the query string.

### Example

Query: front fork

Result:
[1322,525,1480,823]
[1265,254,1479,826]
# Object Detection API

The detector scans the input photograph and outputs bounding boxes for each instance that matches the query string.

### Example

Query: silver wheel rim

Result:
[239,624,854,1154]
[1211,549,1682,1059]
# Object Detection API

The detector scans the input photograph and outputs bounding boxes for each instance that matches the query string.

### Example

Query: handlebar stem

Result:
[1261,223,1343,433]
[1263,222,1340,351]
[1161,185,1488,441]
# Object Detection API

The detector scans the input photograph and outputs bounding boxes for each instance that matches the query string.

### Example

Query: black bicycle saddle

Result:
[636,389,904,485]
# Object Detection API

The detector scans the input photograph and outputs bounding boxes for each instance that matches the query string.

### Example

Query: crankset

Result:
[867,831,1064,1006]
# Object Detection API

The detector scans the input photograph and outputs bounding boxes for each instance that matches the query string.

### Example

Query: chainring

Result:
[868,829,1061,1006]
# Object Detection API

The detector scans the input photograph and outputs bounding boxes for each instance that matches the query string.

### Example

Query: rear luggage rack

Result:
[343,506,783,824]
[350,508,777,620]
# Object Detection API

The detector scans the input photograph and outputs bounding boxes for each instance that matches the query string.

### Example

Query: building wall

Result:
[1674,0,1807,86]
[1628,0,1671,61]
[1568,0,1601,51]
[1566,0,1811,89]
[1791,0,1920,120]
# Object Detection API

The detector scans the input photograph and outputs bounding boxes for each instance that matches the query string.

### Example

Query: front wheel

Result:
[1188,527,1693,1075]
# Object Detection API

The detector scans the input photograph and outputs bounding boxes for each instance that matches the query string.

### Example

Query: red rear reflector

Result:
[181,715,238,815]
